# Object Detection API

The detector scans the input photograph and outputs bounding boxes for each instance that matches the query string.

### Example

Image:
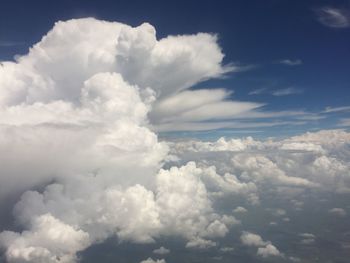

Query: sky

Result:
[1,0,350,139]
[0,1,350,263]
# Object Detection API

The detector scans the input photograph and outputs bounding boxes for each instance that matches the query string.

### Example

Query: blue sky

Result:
[1,0,350,138]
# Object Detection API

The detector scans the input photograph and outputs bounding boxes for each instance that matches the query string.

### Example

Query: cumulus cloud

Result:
[140,258,166,263]
[299,233,315,239]
[0,16,349,263]
[329,208,347,216]
[241,232,282,258]
[0,18,242,262]
[220,246,234,252]
[171,129,350,194]
[257,244,282,258]
[153,246,170,255]
[233,206,247,213]
[240,232,267,247]
[0,214,90,263]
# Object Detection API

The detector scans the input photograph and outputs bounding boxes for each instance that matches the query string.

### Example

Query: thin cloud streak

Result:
[322,106,350,113]
[271,87,303,96]
[249,87,303,96]
[315,7,350,28]
[0,40,25,47]
[278,59,303,66]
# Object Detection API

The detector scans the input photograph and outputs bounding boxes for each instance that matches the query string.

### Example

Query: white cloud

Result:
[278,59,303,66]
[271,87,303,96]
[249,86,304,97]
[299,233,315,238]
[338,118,350,127]
[140,258,166,263]
[0,18,241,262]
[153,246,170,255]
[220,246,234,252]
[272,209,287,217]
[154,119,306,132]
[233,206,248,213]
[0,40,25,47]
[156,162,240,246]
[248,87,268,95]
[185,237,216,249]
[322,106,350,113]
[0,214,90,263]
[150,89,263,123]
[257,244,282,258]
[0,16,349,263]
[241,232,282,258]
[329,208,347,216]
[240,232,267,247]
[315,7,350,28]
[171,129,350,193]
[301,238,315,244]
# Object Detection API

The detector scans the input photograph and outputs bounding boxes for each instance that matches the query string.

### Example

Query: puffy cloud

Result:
[233,206,247,213]
[1,160,243,261]
[171,129,350,194]
[240,232,267,247]
[257,244,282,258]
[185,237,216,249]
[0,19,228,106]
[156,162,240,246]
[299,233,315,239]
[153,246,170,255]
[220,246,234,252]
[0,214,90,263]
[301,238,315,245]
[140,258,166,263]
[241,232,282,258]
[0,17,239,262]
[1,16,350,263]
[172,136,260,153]
[272,209,287,217]
[280,142,325,153]
[329,208,347,217]
[231,154,316,188]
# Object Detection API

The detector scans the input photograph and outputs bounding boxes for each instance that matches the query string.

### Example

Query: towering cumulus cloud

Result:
[1,18,350,263]
[0,18,236,262]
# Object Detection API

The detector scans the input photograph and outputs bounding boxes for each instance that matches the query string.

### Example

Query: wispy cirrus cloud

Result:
[338,118,350,127]
[248,87,268,95]
[278,59,303,66]
[0,40,25,47]
[271,87,303,96]
[249,87,303,97]
[322,105,350,113]
[315,7,350,28]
